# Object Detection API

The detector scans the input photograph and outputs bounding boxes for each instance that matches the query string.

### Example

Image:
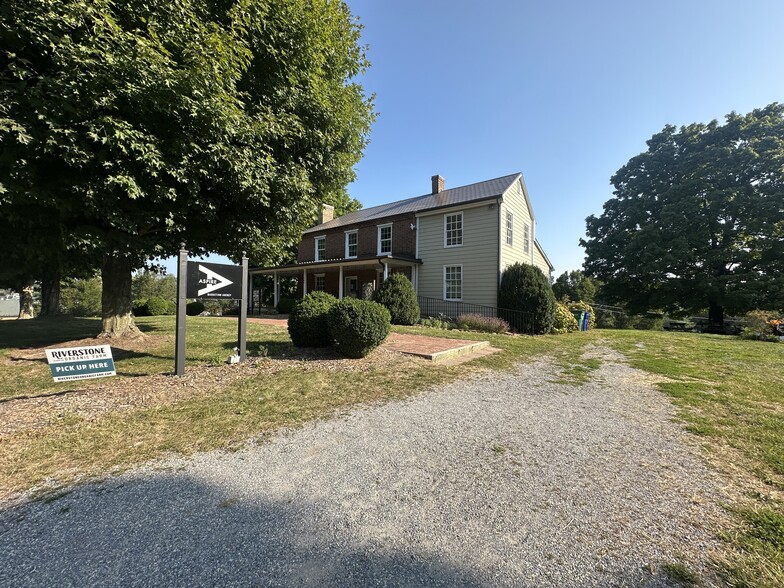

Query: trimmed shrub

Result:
[374,274,420,325]
[144,296,173,316]
[166,300,177,315]
[551,303,579,334]
[288,292,338,347]
[456,313,509,334]
[276,297,296,314]
[186,301,205,316]
[327,299,391,358]
[223,305,240,316]
[132,299,149,317]
[567,301,596,330]
[498,263,556,334]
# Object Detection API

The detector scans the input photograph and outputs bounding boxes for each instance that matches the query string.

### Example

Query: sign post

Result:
[238,253,248,362]
[175,244,188,376]
[175,250,249,376]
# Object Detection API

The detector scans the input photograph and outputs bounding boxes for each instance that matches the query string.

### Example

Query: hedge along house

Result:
[250,173,553,308]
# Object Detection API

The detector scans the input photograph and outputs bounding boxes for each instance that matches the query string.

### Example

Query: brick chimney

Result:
[431,175,444,194]
[318,203,334,225]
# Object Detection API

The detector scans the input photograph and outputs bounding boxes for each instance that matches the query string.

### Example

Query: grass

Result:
[604,330,784,587]
[4,317,783,584]
[662,561,700,586]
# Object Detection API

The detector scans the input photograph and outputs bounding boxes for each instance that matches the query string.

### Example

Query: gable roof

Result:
[303,173,522,234]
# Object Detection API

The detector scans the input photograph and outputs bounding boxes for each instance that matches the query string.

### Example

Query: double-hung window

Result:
[378,224,392,255]
[315,236,326,261]
[444,265,462,301]
[523,223,531,254]
[314,274,325,291]
[506,211,514,246]
[345,230,358,258]
[444,212,463,247]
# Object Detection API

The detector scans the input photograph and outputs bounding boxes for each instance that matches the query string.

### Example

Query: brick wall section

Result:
[297,213,417,262]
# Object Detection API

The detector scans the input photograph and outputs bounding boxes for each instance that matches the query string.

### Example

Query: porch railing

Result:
[416,296,536,335]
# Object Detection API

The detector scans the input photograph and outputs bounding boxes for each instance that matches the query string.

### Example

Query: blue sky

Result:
[166,0,783,276]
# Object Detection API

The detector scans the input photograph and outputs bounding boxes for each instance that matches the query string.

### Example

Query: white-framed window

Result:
[314,274,325,291]
[444,212,463,247]
[315,236,326,261]
[506,211,514,246]
[523,223,531,254]
[345,230,358,258]
[443,265,462,301]
[378,224,392,255]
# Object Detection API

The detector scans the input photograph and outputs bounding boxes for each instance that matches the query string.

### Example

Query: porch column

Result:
[273,271,279,307]
[413,265,418,294]
[338,265,344,299]
[383,261,389,280]
[303,269,308,296]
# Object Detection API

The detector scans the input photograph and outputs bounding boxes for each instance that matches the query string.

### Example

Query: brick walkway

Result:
[243,315,491,361]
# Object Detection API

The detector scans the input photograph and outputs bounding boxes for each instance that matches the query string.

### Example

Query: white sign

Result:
[45,345,117,382]
[197,264,234,297]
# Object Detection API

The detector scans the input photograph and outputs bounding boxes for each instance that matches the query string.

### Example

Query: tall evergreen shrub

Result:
[374,274,420,325]
[498,263,556,334]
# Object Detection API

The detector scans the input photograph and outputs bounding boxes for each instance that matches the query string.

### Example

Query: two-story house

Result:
[251,173,553,309]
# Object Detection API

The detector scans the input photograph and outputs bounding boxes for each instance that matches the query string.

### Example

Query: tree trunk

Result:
[707,299,725,333]
[40,271,61,316]
[17,279,35,319]
[100,254,142,338]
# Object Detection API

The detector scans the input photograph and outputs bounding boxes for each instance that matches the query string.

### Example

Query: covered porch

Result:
[250,255,422,307]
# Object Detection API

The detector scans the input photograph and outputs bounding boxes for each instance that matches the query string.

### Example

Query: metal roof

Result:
[303,173,522,234]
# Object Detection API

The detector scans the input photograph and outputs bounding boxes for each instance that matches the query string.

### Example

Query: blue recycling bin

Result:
[582,312,590,331]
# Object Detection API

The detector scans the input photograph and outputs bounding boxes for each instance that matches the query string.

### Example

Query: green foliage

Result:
[276,298,297,314]
[551,303,579,334]
[143,297,173,316]
[186,301,205,316]
[288,292,338,347]
[327,299,390,358]
[132,272,176,303]
[59,277,102,317]
[419,316,454,330]
[498,263,556,334]
[456,314,509,334]
[374,274,420,325]
[132,299,149,317]
[740,310,781,342]
[582,104,784,326]
[552,270,597,303]
[0,0,375,329]
[629,315,663,331]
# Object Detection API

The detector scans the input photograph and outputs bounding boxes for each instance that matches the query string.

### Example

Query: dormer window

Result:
[378,224,392,255]
[345,230,358,258]
[315,236,326,261]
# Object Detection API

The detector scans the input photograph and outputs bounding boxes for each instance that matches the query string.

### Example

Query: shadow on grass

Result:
[0,316,102,349]
[227,339,350,362]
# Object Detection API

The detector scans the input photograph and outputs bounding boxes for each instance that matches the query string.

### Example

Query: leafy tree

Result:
[374,274,420,325]
[1,0,374,336]
[552,270,597,303]
[132,271,176,303]
[582,104,784,328]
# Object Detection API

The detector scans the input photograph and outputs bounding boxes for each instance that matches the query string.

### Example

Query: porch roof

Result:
[250,254,422,276]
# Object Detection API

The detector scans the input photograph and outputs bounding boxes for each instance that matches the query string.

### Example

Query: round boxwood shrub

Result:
[498,263,556,335]
[374,274,420,325]
[276,297,296,314]
[551,303,579,334]
[144,296,172,316]
[288,292,338,347]
[186,301,205,316]
[327,299,391,358]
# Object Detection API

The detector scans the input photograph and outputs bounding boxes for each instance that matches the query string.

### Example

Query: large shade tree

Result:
[0,0,374,336]
[581,104,784,328]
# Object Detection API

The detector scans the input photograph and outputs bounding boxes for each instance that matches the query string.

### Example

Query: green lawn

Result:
[1,317,782,586]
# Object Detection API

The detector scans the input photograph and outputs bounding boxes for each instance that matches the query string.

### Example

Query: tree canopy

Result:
[552,270,597,303]
[581,104,784,326]
[0,0,375,334]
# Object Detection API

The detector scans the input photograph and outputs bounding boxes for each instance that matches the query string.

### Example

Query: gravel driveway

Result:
[0,347,726,587]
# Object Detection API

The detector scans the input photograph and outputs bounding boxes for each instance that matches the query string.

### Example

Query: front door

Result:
[344,276,358,298]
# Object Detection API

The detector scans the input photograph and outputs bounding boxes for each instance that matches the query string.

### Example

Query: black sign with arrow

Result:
[186,261,244,299]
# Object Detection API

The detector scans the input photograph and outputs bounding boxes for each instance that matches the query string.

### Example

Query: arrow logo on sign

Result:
[198,265,233,297]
